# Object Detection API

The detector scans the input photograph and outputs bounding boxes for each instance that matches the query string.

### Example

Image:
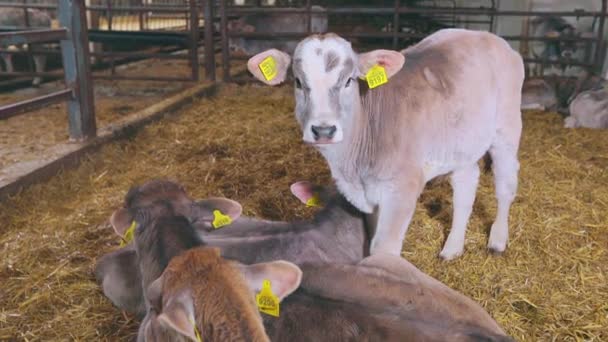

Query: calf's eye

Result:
[345,77,354,88]
[295,78,302,89]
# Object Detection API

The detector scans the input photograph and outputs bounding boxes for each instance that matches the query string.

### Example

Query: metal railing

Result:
[217,0,608,81]
[0,0,96,141]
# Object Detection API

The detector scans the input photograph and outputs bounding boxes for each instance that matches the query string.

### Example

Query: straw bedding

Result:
[0,83,606,341]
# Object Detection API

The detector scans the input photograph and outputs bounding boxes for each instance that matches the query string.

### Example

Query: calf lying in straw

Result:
[96,179,368,316]
[138,246,511,341]
[96,180,511,340]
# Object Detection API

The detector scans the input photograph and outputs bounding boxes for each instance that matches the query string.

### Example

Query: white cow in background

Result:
[248,29,524,260]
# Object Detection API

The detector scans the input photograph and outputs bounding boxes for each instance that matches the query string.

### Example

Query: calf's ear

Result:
[290,181,315,204]
[109,208,133,237]
[239,261,302,301]
[194,197,243,226]
[357,49,405,79]
[247,49,291,86]
[157,292,198,342]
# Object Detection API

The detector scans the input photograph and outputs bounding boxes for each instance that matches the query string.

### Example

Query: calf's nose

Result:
[311,125,337,140]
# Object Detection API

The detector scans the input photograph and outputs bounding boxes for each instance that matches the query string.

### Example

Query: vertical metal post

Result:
[392,0,400,49]
[203,0,216,81]
[219,0,230,81]
[106,0,115,75]
[189,0,200,81]
[489,0,497,33]
[595,0,607,73]
[305,0,311,33]
[59,0,96,141]
[139,0,145,31]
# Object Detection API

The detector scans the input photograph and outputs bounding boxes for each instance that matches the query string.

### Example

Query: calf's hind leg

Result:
[487,138,520,254]
[439,163,480,260]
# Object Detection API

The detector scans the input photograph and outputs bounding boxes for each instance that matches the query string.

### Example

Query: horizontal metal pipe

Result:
[0,28,67,46]
[0,88,72,120]
[90,51,190,59]
[523,57,593,67]
[225,6,605,17]
[86,5,191,13]
[0,2,57,10]
[92,74,194,81]
[0,71,63,77]
[0,49,61,55]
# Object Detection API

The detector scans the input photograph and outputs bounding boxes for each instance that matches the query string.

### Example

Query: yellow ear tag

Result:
[305,193,321,207]
[119,221,137,247]
[189,317,203,342]
[256,279,280,317]
[212,210,232,229]
[364,64,388,89]
[259,56,278,81]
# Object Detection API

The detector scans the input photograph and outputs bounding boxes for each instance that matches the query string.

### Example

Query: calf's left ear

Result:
[247,49,291,86]
[358,49,405,79]
[239,261,302,301]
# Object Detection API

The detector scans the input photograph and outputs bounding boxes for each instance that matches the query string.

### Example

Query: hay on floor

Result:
[0,83,607,341]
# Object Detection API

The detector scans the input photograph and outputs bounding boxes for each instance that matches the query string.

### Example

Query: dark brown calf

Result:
[96,179,368,317]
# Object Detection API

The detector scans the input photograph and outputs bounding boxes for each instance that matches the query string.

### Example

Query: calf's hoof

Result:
[438,246,463,261]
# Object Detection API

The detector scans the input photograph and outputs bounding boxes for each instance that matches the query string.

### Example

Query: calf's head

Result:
[142,247,301,342]
[110,179,242,238]
[247,33,404,145]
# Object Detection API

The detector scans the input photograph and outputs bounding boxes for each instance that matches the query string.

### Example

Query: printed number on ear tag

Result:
[305,193,321,207]
[120,221,137,247]
[259,56,278,81]
[365,64,388,89]
[212,210,232,229]
[256,279,280,317]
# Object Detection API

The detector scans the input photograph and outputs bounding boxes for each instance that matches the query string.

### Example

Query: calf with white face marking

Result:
[248,29,524,259]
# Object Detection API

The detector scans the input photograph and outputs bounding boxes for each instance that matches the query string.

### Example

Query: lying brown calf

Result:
[141,247,301,342]
[143,248,512,341]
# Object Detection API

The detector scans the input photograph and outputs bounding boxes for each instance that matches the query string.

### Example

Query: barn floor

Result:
[0,83,607,341]
[0,57,210,179]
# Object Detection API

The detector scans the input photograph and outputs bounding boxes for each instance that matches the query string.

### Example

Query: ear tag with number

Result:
[259,56,278,81]
[256,279,280,317]
[364,64,388,89]
[212,210,232,229]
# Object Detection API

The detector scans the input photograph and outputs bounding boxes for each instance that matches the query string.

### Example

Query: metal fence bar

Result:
[0,89,72,120]
[189,0,199,81]
[92,74,193,81]
[203,0,215,81]
[219,0,229,82]
[392,0,400,49]
[0,28,67,46]
[223,6,605,17]
[59,0,96,141]
[595,0,607,73]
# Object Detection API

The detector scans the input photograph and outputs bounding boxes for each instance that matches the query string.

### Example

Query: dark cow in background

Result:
[0,8,54,86]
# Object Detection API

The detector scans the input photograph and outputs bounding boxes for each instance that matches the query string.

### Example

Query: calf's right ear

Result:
[247,49,291,86]
[110,208,134,237]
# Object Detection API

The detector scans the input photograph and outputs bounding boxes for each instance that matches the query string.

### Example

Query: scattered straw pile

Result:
[0,83,607,341]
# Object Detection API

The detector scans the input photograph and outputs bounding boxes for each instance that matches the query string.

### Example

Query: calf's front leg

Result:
[370,174,424,256]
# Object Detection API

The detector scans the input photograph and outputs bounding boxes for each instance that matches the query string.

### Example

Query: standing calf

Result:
[247,29,524,259]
